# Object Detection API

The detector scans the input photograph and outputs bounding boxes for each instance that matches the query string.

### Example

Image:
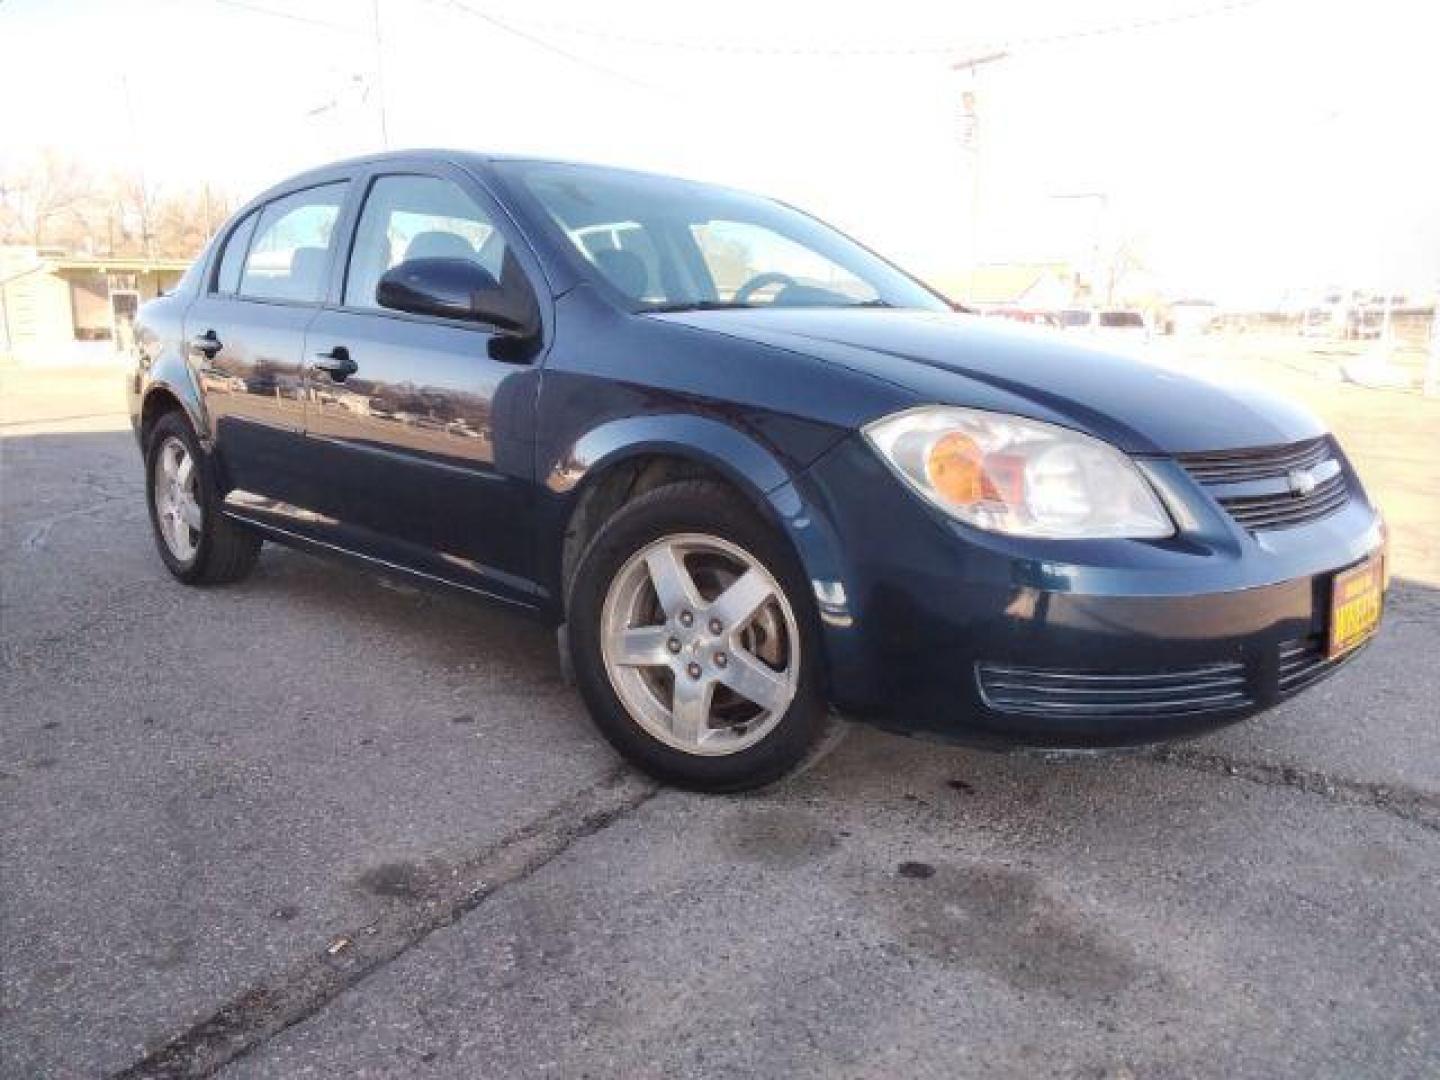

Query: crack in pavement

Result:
[108,766,660,1080]
[1150,746,1440,833]
[14,495,143,549]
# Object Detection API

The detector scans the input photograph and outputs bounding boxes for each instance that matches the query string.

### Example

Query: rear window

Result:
[239,183,348,304]
[214,211,258,295]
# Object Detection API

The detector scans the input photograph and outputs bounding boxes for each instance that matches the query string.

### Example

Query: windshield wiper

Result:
[642,300,762,313]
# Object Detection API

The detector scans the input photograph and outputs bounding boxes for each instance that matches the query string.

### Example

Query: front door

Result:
[109,290,139,354]
[297,172,543,607]
[185,182,349,511]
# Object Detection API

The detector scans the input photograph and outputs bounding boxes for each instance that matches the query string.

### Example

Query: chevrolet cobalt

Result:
[129,152,1385,790]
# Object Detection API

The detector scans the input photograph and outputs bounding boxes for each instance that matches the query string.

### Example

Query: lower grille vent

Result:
[1277,634,1366,696]
[977,661,1251,718]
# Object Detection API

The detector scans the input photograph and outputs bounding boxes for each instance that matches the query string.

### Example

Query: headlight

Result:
[863,405,1173,538]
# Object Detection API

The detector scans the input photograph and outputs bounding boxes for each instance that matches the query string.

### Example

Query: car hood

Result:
[650,307,1323,454]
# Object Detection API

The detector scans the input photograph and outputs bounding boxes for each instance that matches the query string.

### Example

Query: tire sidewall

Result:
[145,412,214,584]
[568,483,828,791]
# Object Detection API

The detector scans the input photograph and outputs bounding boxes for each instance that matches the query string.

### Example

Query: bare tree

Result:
[1,150,233,260]
[0,150,95,248]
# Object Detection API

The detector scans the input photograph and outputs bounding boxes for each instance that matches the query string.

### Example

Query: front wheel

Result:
[568,481,831,791]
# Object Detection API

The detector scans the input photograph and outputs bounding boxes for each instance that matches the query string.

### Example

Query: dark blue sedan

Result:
[128,152,1386,790]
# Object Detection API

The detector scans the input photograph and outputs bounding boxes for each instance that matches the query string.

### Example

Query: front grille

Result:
[1176,437,1350,532]
[1176,437,1329,483]
[976,661,1252,718]
[1277,633,1367,696]
[1218,473,1349,530]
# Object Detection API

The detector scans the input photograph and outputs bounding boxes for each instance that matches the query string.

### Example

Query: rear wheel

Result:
[145,411,261,586]
[568,481,830,791]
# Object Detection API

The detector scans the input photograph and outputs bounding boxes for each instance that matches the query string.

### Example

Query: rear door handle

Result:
[313,345,357,381]
[188,330,222,359]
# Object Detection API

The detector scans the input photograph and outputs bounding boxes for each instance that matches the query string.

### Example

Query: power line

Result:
[422,0,660,90]
[443,0,1265,59]
[209,0,364,33]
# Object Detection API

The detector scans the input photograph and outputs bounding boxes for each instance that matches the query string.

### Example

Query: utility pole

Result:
[952,51,1008,306]
[1426,283,1440,397]
[119,75,153,258]
[372,0,390,148]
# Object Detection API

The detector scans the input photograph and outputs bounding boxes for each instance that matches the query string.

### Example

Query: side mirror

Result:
[376,257,539,338]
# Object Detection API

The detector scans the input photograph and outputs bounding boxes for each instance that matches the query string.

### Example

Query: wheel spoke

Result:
[707,567,773,631]
[644,543,700,617]
[717,648,790,713]
[167,513,191,555]
[174,453,194,489]
[160,446,179,482]
[670,676,713,745]
[613,625,672,667]
[176,496,203,530]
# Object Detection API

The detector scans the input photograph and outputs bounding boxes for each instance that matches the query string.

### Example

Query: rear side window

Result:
[239,183,348,303]
[214,211,258,295]
[344,174,505,309]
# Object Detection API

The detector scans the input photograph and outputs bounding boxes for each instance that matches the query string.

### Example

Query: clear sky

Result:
[1,0,1435,303]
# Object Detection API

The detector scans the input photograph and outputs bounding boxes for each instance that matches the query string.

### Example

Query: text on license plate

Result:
[1328,556,1382,658]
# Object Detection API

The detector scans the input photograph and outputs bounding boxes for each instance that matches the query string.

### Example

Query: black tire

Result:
[568,480,830,792]
[145,410,261,586]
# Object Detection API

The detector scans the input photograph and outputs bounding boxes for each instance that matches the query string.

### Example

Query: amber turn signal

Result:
[925,432,1025,507]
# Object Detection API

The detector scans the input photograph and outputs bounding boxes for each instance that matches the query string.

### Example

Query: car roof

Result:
[273,149,701,188]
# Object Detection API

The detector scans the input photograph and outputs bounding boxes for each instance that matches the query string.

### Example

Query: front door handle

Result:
[188,330,222,359]
[313,346,357,381]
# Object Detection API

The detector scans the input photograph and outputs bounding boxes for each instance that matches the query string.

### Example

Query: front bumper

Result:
[793,437,1385,748]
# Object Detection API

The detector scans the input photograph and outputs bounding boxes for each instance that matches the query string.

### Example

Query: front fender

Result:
[543,412,801,501]
[539,413,868,699]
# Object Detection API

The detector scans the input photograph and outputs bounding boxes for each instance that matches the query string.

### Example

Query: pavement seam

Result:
[1150,746,1440,833]
[108,766,660,1080]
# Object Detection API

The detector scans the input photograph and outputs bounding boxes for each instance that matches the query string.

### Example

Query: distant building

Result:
[0,246,189,364]
[941,262,1077,311]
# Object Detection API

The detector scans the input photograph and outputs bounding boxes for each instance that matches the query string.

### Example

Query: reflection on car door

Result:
[187,182,349,511]
[296,171,543,608]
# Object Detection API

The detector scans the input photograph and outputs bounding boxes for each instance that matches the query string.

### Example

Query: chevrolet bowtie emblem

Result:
[1287,467,1318,497]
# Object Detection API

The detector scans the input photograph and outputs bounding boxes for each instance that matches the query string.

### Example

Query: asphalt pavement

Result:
[2,362,1437,1079]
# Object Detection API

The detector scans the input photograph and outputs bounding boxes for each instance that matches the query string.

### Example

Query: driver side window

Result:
[344,174,506,311]
[690,220,877,305]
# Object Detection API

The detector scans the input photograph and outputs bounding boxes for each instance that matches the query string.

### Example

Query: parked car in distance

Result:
[983,307,1060,329]
[129,152,1387,790]
[1164,299,1218,336]
[1061,307,1151,345]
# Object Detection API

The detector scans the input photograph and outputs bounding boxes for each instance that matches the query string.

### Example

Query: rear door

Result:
[296,168,545,606]
[185,181,351,511]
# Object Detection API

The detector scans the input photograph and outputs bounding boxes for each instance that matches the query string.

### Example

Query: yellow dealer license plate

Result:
[1327,556,1383,658]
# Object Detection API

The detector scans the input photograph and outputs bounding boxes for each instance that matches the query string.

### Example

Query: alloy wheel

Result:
[600,532,800,756]
[152,435,202,562]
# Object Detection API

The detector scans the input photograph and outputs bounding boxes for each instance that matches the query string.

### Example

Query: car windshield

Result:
[500,161,948,313]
